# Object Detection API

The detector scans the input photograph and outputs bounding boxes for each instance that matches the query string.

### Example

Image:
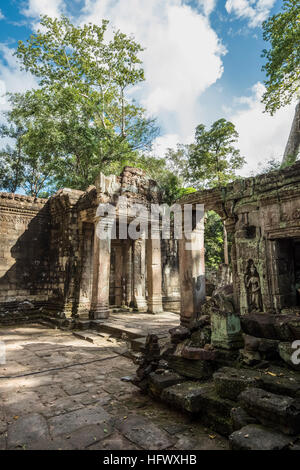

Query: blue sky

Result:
[0,0,296,176]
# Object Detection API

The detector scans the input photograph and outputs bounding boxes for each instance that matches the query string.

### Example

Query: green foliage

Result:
[204,211,224,269]
[0,124,26,193]
[186,118,245,189]
[262,0,300,114]
[0,15,159,195]
[256,157,281,174]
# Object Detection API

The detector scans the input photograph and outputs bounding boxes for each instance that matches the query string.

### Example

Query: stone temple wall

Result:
[179,160,300,317]
[0,167,182,324]
[0,193,50,322]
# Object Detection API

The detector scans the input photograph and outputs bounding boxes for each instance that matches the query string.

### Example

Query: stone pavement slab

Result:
[0,324,229,450]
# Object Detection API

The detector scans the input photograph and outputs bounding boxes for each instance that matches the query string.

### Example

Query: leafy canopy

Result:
[3,15,158,194]
[262,0,300,114]
[186,118,245,189]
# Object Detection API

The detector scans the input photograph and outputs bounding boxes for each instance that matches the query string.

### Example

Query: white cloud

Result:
[225,0,276,27]
[0,9,5,20]
[0,45,38,113]
[79,0,225,140]
[228,82,296,175]
[21,0,65,19]
[196,0,217,16]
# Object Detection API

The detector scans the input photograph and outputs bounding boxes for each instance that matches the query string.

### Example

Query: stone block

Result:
[211,311,244,350]
[239,387,300,435]
[259,367,300,398]
[229,424,292,450]
[148,371,185,398]
[161,381,207,413]
[213,367,262,400]
[181,345,216,361]
[169,326,190,344]
[167,355,215,380]
[230,407,258,431]
[278,342,300,371]
[241,314,300,341]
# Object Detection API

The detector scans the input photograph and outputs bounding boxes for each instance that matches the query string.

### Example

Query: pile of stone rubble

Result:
[132,301,300,450]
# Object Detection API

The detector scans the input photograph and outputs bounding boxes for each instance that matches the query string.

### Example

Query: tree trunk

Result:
[281,100,300,166]
[223,222,229,265]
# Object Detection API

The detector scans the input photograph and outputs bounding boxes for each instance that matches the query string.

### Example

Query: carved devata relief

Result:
[245,259,262,313]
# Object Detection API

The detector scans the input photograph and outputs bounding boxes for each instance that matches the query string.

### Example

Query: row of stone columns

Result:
[89,223,163,318]
[88,205,206,323]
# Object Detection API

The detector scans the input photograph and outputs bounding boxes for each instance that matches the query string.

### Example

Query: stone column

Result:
[146,235,163,314]
[114,243,123,307]
[179,207,205,327]
[123,241,133,306]
[78,223,94,317]
[133,236,147,311]
[90,219,112,319]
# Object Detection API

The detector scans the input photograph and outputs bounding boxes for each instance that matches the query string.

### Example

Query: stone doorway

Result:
[271,237,300,311]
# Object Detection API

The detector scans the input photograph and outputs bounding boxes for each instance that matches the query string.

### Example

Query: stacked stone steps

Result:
[213,366,300,449]
[145,364,300,446]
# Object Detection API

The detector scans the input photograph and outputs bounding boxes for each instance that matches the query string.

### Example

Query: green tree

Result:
[186,119,245,189]
[261,0,300,165]
[0,123,26,193]
[187,118,245,264]
[9,15,158,191]
[262,0,300,114]
[204,211,224,270]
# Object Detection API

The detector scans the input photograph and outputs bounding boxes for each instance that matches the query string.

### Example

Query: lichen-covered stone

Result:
[161,381,234,435]
[230,407,258,431]
[278,342,300,371]
[213,367,262,400]
[211,311,244,350]
[161,381,207,413]
[241,314,300,341]
[167,355,216,380]
[229,424,292,450]
[148,372,185,398]
[239,387,300,435]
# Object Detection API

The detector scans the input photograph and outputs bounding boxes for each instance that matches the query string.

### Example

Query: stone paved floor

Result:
[0,324,229,450]
[97,310,180,337]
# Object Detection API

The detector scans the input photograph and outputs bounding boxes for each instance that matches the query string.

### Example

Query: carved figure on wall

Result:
[245,260,262,312]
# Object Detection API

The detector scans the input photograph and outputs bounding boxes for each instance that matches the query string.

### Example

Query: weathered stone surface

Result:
[244,334,280,359]
[239,349,261,366]
[169,326,190,344]
[48,406,111,437]
[211,311,243,350]
[60,423,114,449]
[213,367,262,400]
[161,381,206,413]
[239,388,300,435]
[259,367,300,398]
[241,314,300,341]
[7,413,50,449]
[230,407,258,431]
[161,382,234,435]
[229,424,292,450]
[167,355,215,380]
[181,345,216,361]
[278,342,300,371]
[0,434,6,450]
[148,371,185,398]
[115,415,175,450]
[189,325,211,348]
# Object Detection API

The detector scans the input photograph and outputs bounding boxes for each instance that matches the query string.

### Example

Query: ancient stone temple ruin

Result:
[133,162,300,451]
[0,167,180,325]
[1,162,300,450]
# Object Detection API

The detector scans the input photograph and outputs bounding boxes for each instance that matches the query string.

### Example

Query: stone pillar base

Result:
[211,311,243,350]
[89,305,109,319]
[148,297,163,314]
[135,296,148,312]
